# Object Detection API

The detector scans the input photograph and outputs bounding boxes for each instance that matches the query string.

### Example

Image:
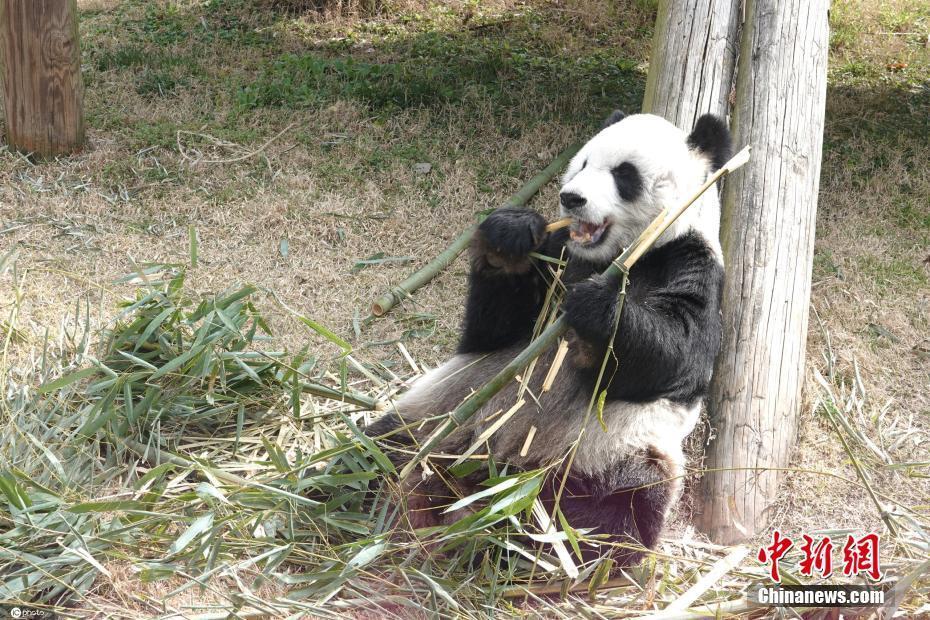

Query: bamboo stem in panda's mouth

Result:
[545,217,573,232]
[398,145,752,480]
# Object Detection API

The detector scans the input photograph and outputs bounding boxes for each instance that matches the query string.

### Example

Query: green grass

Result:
[894,198,930,230]
[75,0,650,203]
[855,254,928,293]
[82,0,647,128]
[876,2,930,32]
[230,33,642,122]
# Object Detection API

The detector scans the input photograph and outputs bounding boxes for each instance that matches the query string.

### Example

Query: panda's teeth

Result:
[570,228,592,243]
[570,221,607,245]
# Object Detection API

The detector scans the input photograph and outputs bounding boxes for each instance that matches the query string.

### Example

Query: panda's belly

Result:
[391,345,701,475]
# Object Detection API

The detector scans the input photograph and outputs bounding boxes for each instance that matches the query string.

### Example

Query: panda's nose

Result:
[560,191,586,211]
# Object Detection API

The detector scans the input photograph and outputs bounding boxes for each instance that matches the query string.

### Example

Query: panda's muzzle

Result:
[559,191,586,211]
[559,191,609,245]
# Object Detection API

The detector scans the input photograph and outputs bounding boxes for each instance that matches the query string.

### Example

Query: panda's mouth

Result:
[569,219,610,246]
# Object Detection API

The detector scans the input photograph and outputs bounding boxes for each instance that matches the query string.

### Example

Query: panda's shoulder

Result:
[638,231,722,277]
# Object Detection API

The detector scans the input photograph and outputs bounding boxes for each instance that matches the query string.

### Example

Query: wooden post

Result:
[0,0,84,156]
[643,0,829,543]
[696,0,829,543]
[642,0,742,129]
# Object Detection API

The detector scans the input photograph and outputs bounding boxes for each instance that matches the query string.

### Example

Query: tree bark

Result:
[643,0,830,543]
[0,0,84,157]
[696,0,829,543]
[642,0,742,130]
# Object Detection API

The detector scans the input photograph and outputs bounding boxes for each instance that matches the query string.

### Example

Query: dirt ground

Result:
[1,0,928,609]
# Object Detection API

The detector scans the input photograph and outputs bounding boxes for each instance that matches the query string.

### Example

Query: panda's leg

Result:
[545,447,681,566]
[458,208,567,354]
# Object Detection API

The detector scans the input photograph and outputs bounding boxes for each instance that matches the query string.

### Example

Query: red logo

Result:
[757,531,883,582]
[799,534,834,578]
[757,530,793,583]
[842,533,883,580]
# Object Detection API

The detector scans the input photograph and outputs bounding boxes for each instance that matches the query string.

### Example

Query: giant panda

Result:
[366,111,732,566]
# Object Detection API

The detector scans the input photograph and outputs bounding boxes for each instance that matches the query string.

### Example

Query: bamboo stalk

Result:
[298,380,382,411]
[370,143,582,317]
[398,147,750,479]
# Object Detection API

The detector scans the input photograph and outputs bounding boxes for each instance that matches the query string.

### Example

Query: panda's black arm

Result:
[564,234,724,403]
[457,211,568,354]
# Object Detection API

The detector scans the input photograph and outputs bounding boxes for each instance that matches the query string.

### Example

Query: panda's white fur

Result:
[366,112,732,565]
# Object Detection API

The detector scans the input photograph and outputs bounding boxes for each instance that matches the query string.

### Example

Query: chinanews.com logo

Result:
[752,530,889,608]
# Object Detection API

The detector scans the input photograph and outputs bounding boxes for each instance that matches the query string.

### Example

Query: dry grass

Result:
[1,0,929,616]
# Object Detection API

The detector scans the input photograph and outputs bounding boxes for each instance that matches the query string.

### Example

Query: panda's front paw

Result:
[479,208,547,257]
[564,274,622,343]
[472,208,547,273]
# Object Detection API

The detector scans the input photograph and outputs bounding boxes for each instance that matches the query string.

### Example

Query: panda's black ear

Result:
[687,114,732,172]
[601,110,626,130]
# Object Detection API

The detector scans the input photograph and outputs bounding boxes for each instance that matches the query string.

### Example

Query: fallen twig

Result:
[176,123,295,165]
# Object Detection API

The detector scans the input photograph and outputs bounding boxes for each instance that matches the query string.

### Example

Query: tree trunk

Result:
[0,0,84,157]
[643,0,830,543]
[696,0,830,543]
[642,0,742,129]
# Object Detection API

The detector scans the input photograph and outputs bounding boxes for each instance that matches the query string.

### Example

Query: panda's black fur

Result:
[366,112,732,566]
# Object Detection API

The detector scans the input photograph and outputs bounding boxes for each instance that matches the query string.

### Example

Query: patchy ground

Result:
[1,0,928,614]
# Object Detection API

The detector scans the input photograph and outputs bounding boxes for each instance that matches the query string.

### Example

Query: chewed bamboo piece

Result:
[519,426,538,457]
[398,146,751,479]
[541,338,570,392]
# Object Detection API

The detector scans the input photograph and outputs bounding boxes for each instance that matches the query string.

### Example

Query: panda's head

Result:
[559,112,732,263]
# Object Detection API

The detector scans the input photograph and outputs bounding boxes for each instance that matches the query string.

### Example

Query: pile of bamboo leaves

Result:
[0,265,394,604]
[0,264,590,613]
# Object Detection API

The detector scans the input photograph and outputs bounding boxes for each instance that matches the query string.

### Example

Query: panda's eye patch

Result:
[610,162,643,202]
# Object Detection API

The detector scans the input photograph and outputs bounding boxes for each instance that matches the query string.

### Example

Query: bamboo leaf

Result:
[195,483,230,505]
[410,568,460,609]
[487,477,541,516]
[596,389,608,432]
[443,476,521,514]
[588,557,614,598]
[134,306,175,352]
[557,508,583,561]
[116,349,158,370]
[37,367,98,393]
[77,384,120,437]
[0,473,31,509]
[68,500,147,513]
[345,542,386,570]
[169,512,214,555]
[351,253,413,273]
[150,344,205,379]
